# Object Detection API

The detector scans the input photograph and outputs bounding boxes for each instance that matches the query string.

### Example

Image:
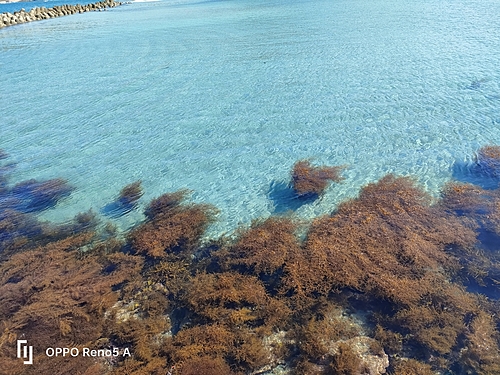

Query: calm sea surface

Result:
[1,0,500,235]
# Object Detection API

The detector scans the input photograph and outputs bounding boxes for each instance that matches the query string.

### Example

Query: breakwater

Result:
[0,0,122,28]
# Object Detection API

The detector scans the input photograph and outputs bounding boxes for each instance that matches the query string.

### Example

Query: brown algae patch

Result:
[1,149,500,374]
[291,160,345,197]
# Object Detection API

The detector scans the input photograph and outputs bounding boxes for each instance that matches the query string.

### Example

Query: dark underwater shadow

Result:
[477,228,500,252]
[101,199,138,219]
[101,181,143,218]
[0,208,44,245]
[267,180,318,214]
[1,151,75,214]
[452,159,500,190]
[465,78,489,90]
[3,178,74,213]
[464,243,500,300]
[0,162,17,192]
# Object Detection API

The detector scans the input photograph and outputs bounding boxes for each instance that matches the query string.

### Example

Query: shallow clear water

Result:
[1,0,500,235]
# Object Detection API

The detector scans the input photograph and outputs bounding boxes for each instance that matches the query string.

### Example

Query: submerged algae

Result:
[1,148,500,374]
[291,160,345,197]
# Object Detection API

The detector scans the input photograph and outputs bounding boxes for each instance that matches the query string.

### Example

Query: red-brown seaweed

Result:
[118,181,144,206]
[103,181,144,217]
[2,152,500,375]
[477,145,500,176]
[128,191,217,257]
[291,160,345,196]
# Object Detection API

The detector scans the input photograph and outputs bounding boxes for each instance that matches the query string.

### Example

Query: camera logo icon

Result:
[17,340,33,365]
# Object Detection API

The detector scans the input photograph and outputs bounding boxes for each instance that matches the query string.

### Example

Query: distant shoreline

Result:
[0,0,122,28]
[0,0,32,4]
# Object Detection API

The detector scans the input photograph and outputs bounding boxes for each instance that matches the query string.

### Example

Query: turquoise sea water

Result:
[1,0,500,236]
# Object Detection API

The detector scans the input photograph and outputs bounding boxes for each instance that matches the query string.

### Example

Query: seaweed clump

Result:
[285,175,484,363]
[391,359,434,375]
[158,271,290,372]
[460,312,500,375]
[226,217,301,276]
[118,181,144,207]
[179,356,233,375]
[477,145,500,177]
[0,152,74,210]
[129,190,217,257]
[5,178,73,213]
[103,180,145,217]
[440,182,500,296]
[0,153,96,260]
[291,160,345,197]
[296,175,475,301]
[0,233,143,374]
[326,343,362,375]
[4,150,500,375]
